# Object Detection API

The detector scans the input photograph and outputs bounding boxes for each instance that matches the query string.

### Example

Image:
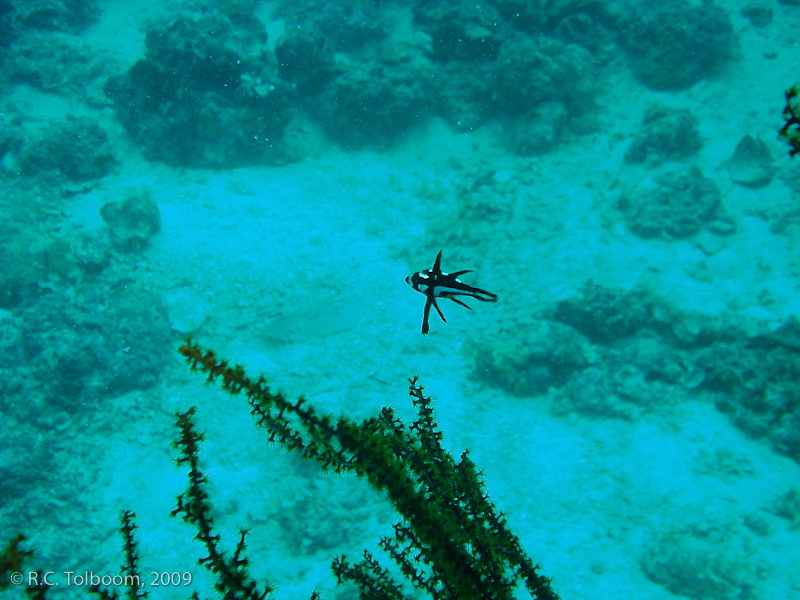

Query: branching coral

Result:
[178,337,559,599]
[2,339,559,599]
[779,86,800,157]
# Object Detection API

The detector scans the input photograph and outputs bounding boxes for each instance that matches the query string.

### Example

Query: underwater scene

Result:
[1,0,800,598]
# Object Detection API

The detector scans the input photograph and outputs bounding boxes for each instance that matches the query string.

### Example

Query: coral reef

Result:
[104,12,292,167]
[620,0,733,91]
[625,106,703,166]
[473,319,590,396]
[535,0,621,59]
[274,30,336,97]
[100,190,162,252]
[266,0,602,152]
[493,33,595,117]
[19,286,169,412]
[0,0,98,42]
[1,35,110,96]
[413,0,505,62]
[315,41,438,149]
[553,283,656,344]
[618,166,722,239]
[641,520,757,600]
[741,4,773,27]
[7,0,98,32]
[17,116,116,184]
[0,185,169,418]
[472,282,800,460]
[277,0,388,52]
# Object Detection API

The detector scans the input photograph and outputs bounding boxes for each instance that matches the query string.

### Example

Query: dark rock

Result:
[100,190,161,252]
[413,0,506,62]
[105,13,292,167]
[625,106,703,165]
[621,0,734,90]
[473,320,590,396]
[275,29,335,96]
[316,42,438,148]
[619,166,721,238]
[741,4,773,26]
[19,116,115,182]
[493,33,596,116]
[728,135,773,188]
[277,0,388,52]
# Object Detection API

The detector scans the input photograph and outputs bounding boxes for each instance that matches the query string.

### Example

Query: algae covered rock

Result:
[552,282,655,344]
[641,521,757,600]
[2,0,99,34]
[621,0,734,91]
[728,134,773,188]
[315,42,438,148]
[625,106,703,165]
[413,0,505,62]
[274,29,336,97]
[19,116,116,183]
[100,190,161,252]
[278,0,389,52]
[21,286,169,412]
[473,319,590,396]
[104,12,292,167]
[493,34,596,116]
[618,166,721,238]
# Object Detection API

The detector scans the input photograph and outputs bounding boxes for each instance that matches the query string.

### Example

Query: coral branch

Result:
[779,86,800,157]
[179,337,559,600]
[88,510,147,600]
[170,407,275,600]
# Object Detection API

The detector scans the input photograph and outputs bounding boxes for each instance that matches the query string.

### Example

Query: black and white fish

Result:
[406,250,498,334]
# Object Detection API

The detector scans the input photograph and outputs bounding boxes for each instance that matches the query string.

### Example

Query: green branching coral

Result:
[89,511,148,600]
[169,408,276,600]
[779,86,800,157]
[179,337,559,600]
[1,340,559,600]
[0,535,51,599]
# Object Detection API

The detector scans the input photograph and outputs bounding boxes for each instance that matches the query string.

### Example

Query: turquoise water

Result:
[1,0,800,599]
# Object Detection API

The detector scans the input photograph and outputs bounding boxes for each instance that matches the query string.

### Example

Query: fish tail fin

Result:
[473,289,498,302]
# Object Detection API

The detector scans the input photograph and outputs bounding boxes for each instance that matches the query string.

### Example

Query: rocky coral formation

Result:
[618,166,721,239]
[625,106,703,165]
[104,12,293,167]
[276,0,389,52]
[274,29,336,97]
[1,35,109,95]
[0,0,98,40]
[413,0,506,62]
[728,135,774,188]
[493,34,596,117]
[472,283,800,462]
[620,0,734,90]
[315,40,439,148]
[100,190,161,252]
[20,285,169,412]
[17,116,116,183]
[642,520,757,600]
[473,319,591,396]
[269,0,601,152]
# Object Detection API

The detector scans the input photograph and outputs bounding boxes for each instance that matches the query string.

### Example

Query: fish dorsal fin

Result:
[432,250,443,275]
